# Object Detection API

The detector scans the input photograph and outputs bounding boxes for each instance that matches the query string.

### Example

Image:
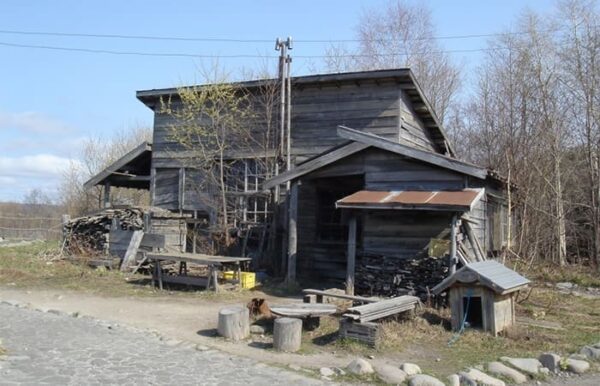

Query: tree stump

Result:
[273,317,302,352]
[217,306,249,341]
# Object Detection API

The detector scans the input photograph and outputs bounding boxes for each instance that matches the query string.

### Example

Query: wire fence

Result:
[0,215,63,241]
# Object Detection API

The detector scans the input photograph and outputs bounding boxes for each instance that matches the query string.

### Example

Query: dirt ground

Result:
[0,286,443,372]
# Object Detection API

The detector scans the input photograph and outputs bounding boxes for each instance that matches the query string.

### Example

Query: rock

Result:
[565,358,590,374]
[249,325,265,335]
[556,282,574,290]
[400,362,422,375]
[288,364,301,371]
[447,374,460,386]
[374,364,407,384]
[538,353,561,373]
[500,357,542,375]
[463,368,505,386]
[408,374,444,386]
[346,358,374,375]
[458,372,477,386]
[319,367,335,377]
[539,367,550,375]
[569,353,588,361]
[195,345,209,351]
[487,361,527,384]
[580,345,600,360]
[47,309,62,315]
[593,342,600,349]
[333,367,346,376]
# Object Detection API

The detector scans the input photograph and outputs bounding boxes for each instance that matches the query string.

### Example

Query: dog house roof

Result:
[432,261,530,295]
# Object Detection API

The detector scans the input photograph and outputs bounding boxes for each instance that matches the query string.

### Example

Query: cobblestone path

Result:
[0,303,325,385]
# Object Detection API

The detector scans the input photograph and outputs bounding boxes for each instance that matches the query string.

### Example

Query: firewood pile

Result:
[64,207,146,254]
[355,252,448,299]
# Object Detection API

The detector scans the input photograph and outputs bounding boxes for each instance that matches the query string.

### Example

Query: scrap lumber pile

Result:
[339,295,420,347]
[64,207,146,254]
[343,295,420,323]
[355,252,448,299]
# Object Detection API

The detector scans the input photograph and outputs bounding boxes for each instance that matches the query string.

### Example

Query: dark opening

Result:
[463,296,483,329]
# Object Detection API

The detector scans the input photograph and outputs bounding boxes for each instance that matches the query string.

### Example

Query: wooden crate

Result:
[338,317,380,348]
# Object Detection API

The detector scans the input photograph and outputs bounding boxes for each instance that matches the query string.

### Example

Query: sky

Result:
[0,0,556,202]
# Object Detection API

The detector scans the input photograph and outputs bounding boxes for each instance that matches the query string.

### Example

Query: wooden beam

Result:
[449,214,458,275]
[103,181,111,209]
[346,214,357,295]
[263,142,369,189]
[83,141,151,189]
[286,181,299,283]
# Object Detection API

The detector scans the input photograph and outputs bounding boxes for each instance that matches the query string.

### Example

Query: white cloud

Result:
[0,110,73,134]
[0,154,78,179]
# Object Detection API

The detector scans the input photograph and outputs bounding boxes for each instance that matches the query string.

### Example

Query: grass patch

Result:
[0,241,258,301]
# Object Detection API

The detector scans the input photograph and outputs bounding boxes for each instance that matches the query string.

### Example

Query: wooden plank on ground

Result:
[121,230,144,272]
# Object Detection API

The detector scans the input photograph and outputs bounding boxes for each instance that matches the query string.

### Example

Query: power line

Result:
[0,40,510,59]
[0,26,570,44]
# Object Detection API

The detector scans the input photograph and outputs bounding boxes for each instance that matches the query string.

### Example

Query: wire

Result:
[0,27,570,44]
[0,40,512,59]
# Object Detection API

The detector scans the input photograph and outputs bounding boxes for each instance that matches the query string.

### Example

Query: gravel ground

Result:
[0,303,326,385]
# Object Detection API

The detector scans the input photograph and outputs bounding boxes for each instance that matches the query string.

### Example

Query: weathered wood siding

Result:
[296,147,467,281]
[149,81,439,210]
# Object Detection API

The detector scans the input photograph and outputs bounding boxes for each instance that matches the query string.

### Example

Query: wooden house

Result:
[431,261,529,335]
[85,69,511,293]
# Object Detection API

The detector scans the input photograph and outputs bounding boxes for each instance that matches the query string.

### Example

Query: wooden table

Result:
[146,252,251,291]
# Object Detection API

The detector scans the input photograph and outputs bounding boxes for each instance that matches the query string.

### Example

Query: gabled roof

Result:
[84,142,152,189]
[432,261,530,295]
[263,126,487,189]
[136,68,454,156]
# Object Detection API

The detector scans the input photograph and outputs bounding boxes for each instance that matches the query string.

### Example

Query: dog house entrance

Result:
[462,296,483,329]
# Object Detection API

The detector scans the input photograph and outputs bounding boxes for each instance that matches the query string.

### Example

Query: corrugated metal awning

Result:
[336,189,483,211]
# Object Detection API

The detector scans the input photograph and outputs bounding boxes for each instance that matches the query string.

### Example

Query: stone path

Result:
[0,303,325,385]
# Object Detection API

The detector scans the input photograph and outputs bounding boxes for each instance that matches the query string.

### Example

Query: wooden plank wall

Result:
[148,80,440,210]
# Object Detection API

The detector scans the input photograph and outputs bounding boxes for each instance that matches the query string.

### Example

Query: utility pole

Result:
[275,37,293,176]
[275,36,293,277]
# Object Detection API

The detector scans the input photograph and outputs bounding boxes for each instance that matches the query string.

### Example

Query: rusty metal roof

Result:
[336,189,483,211]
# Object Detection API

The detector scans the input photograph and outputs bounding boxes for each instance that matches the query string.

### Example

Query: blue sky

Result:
[0,0,555,202]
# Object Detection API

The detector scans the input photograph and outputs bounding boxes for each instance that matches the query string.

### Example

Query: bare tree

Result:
[323,0,461,123]
[59,127,152,216]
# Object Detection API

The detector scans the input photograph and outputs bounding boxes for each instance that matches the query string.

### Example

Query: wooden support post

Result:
[449,213,458,275]
[212,267,220,292]
[286,181,298,283]
[103,181,111,208]
[346,214,357,295]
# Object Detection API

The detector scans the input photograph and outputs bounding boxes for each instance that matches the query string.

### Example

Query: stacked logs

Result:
[64,208,146,254]
[355,252,448,300]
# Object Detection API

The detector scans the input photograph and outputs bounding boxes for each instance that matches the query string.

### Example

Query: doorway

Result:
[463,296,483,329]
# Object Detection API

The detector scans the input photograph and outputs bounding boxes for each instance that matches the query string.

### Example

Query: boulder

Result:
[458,372,477,386]
[400,362,422,376]
[500,357,542,375]
[346,358,374,375]
[374,364,407,384]
[463,368,505,386]
[487,361,527,384]
[447,374,460,386]
[538,353,561,373]
[408,374,444,386]
[565,358,590,374]
[580,345,600,360]
[319,367,335,377]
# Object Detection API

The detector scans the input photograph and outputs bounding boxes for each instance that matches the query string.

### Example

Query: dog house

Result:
[432,261,529,335]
